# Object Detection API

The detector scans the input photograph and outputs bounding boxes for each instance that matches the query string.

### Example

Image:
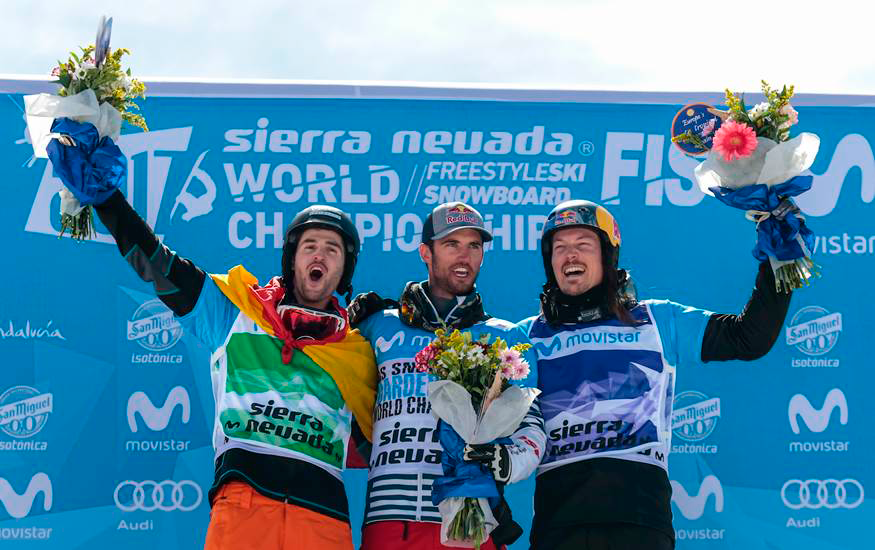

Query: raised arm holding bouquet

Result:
[24,16,147,240]
[673,81,820,292]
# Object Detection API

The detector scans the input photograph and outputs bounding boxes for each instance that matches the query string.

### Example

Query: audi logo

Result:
[114,480,202,512]
[781,479,864,510]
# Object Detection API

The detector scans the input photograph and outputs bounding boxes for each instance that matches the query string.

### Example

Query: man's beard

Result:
[431,258,478,297]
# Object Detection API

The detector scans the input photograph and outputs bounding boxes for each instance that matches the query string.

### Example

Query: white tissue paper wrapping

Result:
[24,89,122,158]
[427,380,540,547]
[693,132,820,194]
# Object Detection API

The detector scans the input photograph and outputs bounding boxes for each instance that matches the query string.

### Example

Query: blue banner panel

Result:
[1,83,872,549]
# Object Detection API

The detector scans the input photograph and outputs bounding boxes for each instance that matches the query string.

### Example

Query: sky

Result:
[3,0,874,95]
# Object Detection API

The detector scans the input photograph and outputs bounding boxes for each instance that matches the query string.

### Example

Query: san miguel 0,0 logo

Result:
[127,299,184,365]
[671,391,720,454]
[0,386,52,452]
[786,306,842,368]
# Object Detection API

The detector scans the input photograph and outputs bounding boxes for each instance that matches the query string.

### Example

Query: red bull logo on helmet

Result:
[554,209,578,226]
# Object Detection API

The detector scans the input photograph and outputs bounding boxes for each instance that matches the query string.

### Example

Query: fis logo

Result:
[127,386,191,433]
[670,475,724,520]
[0,473,52,519]
[788,388,848,434]
[786,306,842,356]
[600,131,875,216]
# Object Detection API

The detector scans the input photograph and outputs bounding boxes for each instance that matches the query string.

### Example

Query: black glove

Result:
[347,291,397,327]
[463,443,511,483]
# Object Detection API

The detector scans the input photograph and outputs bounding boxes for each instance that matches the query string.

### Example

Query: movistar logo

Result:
[375,331,404,353]
[127,386,191,433]
[0,473,52,519]
[671,475,724,520]
[788,388,848,434]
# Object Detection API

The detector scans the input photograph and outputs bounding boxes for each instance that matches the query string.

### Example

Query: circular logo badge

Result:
[0,386,51,438]
[787,306,841,356]
[670,103,723,156]
[672,390,720,442]
[128,299,183,352]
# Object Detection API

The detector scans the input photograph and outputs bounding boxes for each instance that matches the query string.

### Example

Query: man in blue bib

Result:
[518,200,791,550]
[351,202,546,549]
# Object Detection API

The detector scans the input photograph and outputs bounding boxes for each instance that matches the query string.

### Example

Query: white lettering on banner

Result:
[675,528,725,540]
[0,320,65,340]
[423,161,585,184]
[391,126,573,156]
[118,520,154,531]
[26,127,193,242]
[789,388,848,434]
[0,473,52,519]
[813,234,875,255]
[786,313,843,348]
[670,476,724,520]
[601,132,704,207]
[128,299,184,355]
[598,130,874,215]
[423,184,571,206]
[671,391,720,452]
[222,164,400,205]
[126,386,191,433]
[0,387,52,439]
[0,526,53,540]
[223,118,371,154]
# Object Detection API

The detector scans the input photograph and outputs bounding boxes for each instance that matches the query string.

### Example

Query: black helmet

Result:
[540,199,622,283]
[281,205,361,299]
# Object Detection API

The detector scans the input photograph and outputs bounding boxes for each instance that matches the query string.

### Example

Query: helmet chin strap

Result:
[540,281,608,325]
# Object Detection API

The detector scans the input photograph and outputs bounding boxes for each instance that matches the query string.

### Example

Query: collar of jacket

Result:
[398,281,489,332]
[539,282,609,326]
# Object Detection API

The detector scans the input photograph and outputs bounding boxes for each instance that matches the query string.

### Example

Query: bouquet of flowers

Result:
[24,16,147,240]
[673,81,820,292]
[415,329,537,549]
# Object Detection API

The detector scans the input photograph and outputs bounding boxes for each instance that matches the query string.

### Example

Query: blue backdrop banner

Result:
[0,80,872,549]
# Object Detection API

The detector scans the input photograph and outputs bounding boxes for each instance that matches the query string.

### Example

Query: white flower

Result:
[80,60,96,71]
[748,102,769,120]
[465,347,487,365]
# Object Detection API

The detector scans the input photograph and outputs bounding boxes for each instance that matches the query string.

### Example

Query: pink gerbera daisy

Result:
[711,119,757,162]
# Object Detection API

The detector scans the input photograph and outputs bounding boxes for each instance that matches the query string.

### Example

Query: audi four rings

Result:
[781,479,864,510]
[114,480,202,512]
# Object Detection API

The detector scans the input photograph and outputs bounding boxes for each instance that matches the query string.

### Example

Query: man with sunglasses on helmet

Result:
[519,200,791,549]
[44,121,377,550]
[348,202,546,550]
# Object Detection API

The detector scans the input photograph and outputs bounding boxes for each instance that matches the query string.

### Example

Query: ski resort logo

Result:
[126,386,191,433]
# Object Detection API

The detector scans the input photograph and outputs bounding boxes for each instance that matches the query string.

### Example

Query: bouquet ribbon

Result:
[710,175,815,262]
[45,118,126,206]
[431,421,509,508]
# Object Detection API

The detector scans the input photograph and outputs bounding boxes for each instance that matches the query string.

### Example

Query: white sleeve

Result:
[507,398,547,484]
